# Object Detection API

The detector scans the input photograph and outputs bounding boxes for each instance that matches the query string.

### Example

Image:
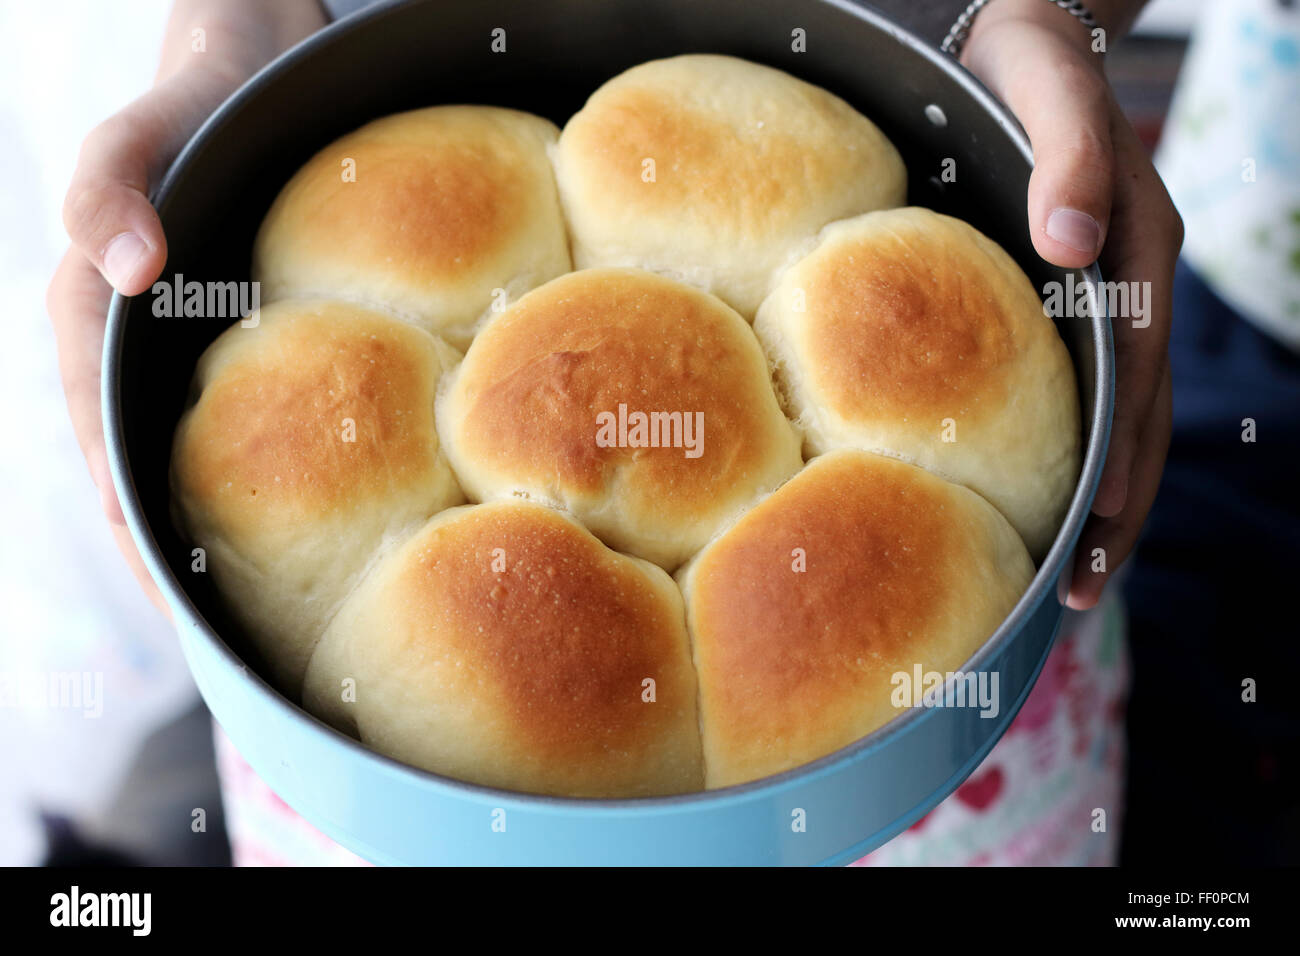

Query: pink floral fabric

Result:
[853,599,1129,866]
[213,727,370,866]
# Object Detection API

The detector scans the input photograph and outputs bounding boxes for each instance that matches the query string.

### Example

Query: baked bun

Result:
[302,500,703,797]
[678,449,1034,789]
[437,268,803,569]
[252,106,571,350]
[170,299,464,692]
[755,207,1080,558]
[553,54,906,318]
[166,56,1079,801]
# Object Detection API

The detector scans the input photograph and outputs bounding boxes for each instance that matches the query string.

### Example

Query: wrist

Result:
[964,0,1121,61]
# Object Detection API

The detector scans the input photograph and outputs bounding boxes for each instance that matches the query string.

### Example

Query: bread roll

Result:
[678,449,1034,789]
[755,207,1080,559]
[252,106,571,350]
[170,299,464,692]
[437,268,804,569]
[302,500,703,797]
[554,54,906,318]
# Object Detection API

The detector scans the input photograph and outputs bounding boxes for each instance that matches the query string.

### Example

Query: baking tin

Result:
[102,0,1113,865]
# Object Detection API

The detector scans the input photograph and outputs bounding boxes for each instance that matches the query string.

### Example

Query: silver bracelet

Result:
[941,0,1100,58]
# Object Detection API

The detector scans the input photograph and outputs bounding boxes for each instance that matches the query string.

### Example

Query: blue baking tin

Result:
[102,0,1113,865]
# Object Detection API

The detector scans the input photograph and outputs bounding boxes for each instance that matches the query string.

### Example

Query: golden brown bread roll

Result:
[302,499,704,797]
[554,54,906,318]
[754,207,1081,559]
[167,56,1082,800]
[677,449,1034,789]
[170,299,464,692]
[437,268,804,569]
[252,106,571,350]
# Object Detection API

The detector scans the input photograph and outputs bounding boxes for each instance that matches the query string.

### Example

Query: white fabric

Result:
[1157,0,1300,349]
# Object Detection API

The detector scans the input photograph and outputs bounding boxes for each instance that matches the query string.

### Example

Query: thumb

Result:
[62,107,169,297]
[61,71,232,296]
[964,28,1115,268]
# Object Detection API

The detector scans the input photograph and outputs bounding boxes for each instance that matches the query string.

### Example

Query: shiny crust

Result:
[755,207,1081,558]
[555,54,906,317]
[678,449,1035,789]
[253,106,572,349]
[171,300,464,690]
[170,70,1071,800]
[438,268,803,569]
[303,500,704,797]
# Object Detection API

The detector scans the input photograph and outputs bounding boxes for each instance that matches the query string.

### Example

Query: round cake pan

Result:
[102,0,1113,865]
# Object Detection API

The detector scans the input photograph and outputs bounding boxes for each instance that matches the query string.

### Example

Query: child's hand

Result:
[46,0,326,614]
[962,0,1183,609]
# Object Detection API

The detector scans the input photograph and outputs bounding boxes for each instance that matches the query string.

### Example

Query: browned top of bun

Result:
[254,107,558,290]
[799,216,1024,422]
[689,457,960,698]
[452,271,775,502]
[304,501,703,796]
[681,449,1033,787]
[388,504,691,757]
[558,55,904,242]
[755,207,1081,559]
[440,269,802,573]
[173,300,446,540]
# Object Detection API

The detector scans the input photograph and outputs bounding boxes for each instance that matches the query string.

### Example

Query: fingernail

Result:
[1045,207,1101,257]
[102,232,148,292]
[1066,588,1099,612]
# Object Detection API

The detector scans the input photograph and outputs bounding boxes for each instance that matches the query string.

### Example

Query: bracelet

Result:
[941,0,1100,58]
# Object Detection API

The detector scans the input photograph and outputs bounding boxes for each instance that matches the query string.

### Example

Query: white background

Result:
[0,0,193,866]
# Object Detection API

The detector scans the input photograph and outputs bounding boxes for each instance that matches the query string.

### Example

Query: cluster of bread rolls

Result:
[171,54,1079,796]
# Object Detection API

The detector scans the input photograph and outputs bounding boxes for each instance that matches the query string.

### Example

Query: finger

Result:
[964,29,1114,266]
[61,72,232,296]
[1093,322,1154,518]
[46,248,123,525]
[62,105,169,296]
[1067,360,1172,609]
[111,521,172,622]
[1022,67,1114,266]
[1089,116,1183,518]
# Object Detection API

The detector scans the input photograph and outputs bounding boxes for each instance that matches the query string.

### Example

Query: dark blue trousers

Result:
[1121,259,1300,865]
